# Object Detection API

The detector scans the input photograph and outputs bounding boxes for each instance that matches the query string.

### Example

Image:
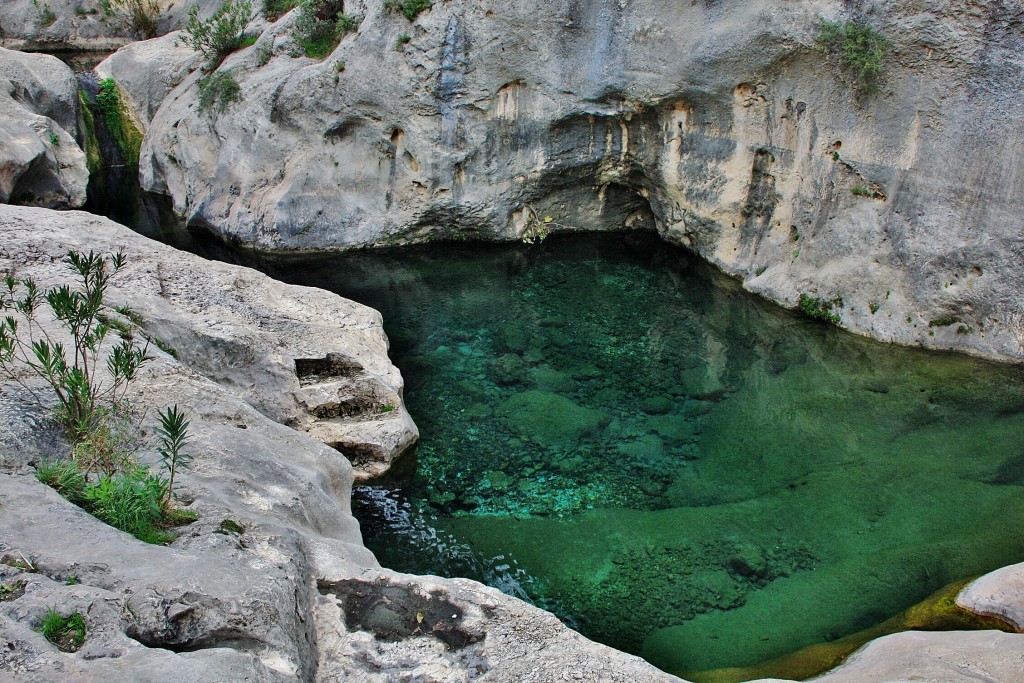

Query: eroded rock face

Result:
[128,0,1024,361]
[0,0,227,51]
[0,204,418,478]
[0,204,686,682]
[0,47,87,208]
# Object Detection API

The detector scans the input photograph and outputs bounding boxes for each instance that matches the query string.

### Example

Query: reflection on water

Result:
[142,226,1024,677]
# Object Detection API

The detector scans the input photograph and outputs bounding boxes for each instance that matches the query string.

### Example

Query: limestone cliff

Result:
[116,0,1024,362]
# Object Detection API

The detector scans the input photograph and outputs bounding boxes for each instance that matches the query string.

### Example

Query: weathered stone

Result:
[119,0,1024,362]
[0,47,87,208]
[957,561,1024,631]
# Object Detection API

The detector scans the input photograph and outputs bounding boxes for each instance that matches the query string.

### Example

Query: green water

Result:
[238,232,1024,676]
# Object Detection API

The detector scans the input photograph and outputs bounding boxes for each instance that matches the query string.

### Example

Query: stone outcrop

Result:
[0,204,684,682]
[0,47,87,208]
[119,0,1024,362]
[0,0,226,51]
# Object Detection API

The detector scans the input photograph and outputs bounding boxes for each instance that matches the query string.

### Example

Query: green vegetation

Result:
[95,79,143,164]
[799,293,843,324]
[41,608,86,652]
[198,70,242,114]
[37,4,58,28]
[0,580,26,602]
[2,250,197,544]
[218,519,244,534]
[262,0,299,20]
[156,405,192,507]
[395,33,411,49]
[48,132,60,146]
[295,0,360,59]
[816,19,889,96]
[103,0,167,38]
[77,90,103,174]
[181,0,254,66]
[386,0,432,21]
[929,316,961,328]
[868,301,880,314]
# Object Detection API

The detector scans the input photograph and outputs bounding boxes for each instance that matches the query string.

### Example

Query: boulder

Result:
[0,47,87,208]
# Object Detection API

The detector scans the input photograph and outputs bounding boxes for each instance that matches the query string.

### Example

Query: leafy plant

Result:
[395,33,411,49]
[198,70,242,114]
[41,609,86,652]
[0,250,148,441]
[181,0,254,66]
[799,293,843,324]
[816,19,889,96]
[294,0,359,59]
[868,301,880,314]
[156,405,192,508]
[48,133,60,146]
[262,0,299,21]
[386,0,431,22]
[105,0,167,38]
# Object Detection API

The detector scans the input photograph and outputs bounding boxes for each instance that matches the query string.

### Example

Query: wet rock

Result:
[641,396,674,415]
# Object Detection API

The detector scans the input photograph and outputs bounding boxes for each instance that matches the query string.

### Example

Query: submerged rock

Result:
[497,390,606,448]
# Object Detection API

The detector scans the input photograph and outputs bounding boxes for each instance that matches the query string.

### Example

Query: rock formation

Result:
[0,47,87,209]
[0,204,683,682]
[116,0,1024,362]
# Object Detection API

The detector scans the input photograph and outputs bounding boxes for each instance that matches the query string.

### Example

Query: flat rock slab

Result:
[958,561,1024,630]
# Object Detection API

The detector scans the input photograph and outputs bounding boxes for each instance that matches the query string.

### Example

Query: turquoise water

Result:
[225,232,1024,677]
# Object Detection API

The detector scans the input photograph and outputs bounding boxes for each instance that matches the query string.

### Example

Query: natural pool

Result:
[182,229,1024,679]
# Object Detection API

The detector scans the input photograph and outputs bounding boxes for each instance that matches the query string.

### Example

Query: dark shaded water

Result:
[128,213,1024,677]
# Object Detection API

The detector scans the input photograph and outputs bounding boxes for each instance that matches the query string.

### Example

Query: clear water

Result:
[203,231,1024,677]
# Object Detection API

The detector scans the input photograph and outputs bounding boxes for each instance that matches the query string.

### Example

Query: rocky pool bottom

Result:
[154,227,1024,680]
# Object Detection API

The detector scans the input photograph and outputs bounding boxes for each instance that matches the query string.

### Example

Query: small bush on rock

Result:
[386,0,431,22]
[295,0,360,59]
[198,70,243,114]
[103,0,168,38]
[181,0,255,67]
[816,19,889,96]
[262,0,299,21]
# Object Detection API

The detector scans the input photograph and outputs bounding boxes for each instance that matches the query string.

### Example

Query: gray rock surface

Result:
[957,561,1024,632]
[128,0,1024,362]
[0,0,229,51]
[0,204,685,682]
[751,630,1024,683]
[0,47,87,208]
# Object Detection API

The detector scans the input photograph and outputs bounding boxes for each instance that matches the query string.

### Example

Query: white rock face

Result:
[0,204,686,682]
[129,0,1024,362]
[0,0,227,50]
[957,561,1024,631]
[0,47,87,208]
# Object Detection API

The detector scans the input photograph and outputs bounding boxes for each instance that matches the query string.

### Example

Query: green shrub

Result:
[262,0,299,20]
[181,0,254,66]
[395,33,411,49]
[41,609,86,652]
[198,70,243,114]
[816,19,889,96]
[928,316,961,328]
[799,293,843,324]
[0,250,147,439]
[37,4,58,28]
[156,405,192,507]
[104,0,167,38]
[295,0,360,59]
[386,0,431,21]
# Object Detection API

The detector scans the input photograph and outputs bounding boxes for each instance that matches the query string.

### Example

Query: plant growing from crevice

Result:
[262,0,299,21]
[103,0,168,38]
[294,0,360,59]
[198,70,243,114]
[0,250,147,440]
[156,405,192,508]
[816,19,889,97]
[37,4,58,28]
[799,293,843,324]
[41,608,86,652]
[386,0,431,21]
[181,0,254,67]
